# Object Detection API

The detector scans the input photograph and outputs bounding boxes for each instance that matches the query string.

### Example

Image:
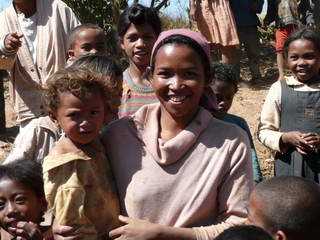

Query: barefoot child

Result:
[117,3,161,118]
[42,67,120,239]
[0,160,51,240]
[209,63,262,182]
[258,28,320,182]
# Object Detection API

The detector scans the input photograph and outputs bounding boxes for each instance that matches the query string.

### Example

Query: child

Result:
[0,160,51,240]
[67,24,107,62]
[215,225,273,240]
[117,3,161,118]
[264,0,300,80]
[248,176,320,240]
[209,63,263,182]
[258,28,320,182]
[42,67,120,239]
[4,54,121,164]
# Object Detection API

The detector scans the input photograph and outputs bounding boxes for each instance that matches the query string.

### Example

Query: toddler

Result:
[0,160,51,240]
[258,28,320,181]
[248,176,320,240]
[5,24,109,164]
[43,67,120,239]
[210,63,263,182]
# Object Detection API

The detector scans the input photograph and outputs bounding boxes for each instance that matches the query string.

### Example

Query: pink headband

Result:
[151,28,211,64]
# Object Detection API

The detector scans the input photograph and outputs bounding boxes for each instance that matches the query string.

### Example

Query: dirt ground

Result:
[0,43,279,177]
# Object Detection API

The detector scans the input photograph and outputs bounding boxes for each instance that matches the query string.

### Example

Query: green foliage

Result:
[63,0,128,55]
[161,14,189,30]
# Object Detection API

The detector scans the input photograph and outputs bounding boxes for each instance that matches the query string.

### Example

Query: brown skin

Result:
[0,179,47,240]
[280,39,320,154]
[248,192,288,240]
[4,0,36,52]
[120,23,157,86]
[67,29,107,60]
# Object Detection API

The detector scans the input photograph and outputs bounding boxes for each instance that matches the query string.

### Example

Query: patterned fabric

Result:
[195,0,239,46]
[43,138,120,239]
[118,68,158,118]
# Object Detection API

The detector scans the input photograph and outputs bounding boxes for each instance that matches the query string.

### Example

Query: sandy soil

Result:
[0,44,279,177]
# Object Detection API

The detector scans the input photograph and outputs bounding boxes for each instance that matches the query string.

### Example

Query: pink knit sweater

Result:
[103,103,253,240]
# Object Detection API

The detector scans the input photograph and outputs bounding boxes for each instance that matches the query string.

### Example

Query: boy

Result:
[67,24,107,62]
[248,176,320,240]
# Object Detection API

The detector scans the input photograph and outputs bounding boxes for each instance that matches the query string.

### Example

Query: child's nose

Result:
[168,76,184,90]
[6,202,18,217]
[136,38,146,47]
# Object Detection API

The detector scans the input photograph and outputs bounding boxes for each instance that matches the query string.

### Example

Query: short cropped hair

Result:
[215,225,273,240]
[68,24,105,50]
[254,176,320,239]
[117,3,161,38]
[211,63,238,92]
[0,160,44,199]
[283,27,320,58]
[44,67,111,112]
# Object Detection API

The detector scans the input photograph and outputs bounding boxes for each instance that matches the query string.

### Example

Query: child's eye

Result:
[289,55,298,60]
[184,71,198,78]
[15,195,27,204]
[156,70,172,78]
[67,112,78,118]
[0,201,5,210]
[91,110,100,116]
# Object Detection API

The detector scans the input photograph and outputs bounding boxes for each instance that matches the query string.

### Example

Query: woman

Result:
[54,29,253,240]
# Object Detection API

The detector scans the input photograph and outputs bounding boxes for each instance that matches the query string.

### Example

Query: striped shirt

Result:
[118,68,158,118]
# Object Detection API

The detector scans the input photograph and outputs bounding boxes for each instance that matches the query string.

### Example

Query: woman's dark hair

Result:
[0,160,44,199]
[215,225,273,240]
[150,35,212,84]
[211,62,238,92]
[117,3,162,38]
[283,27,320,58]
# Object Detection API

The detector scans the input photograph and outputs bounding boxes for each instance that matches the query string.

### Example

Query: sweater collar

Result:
[132,103,212,165]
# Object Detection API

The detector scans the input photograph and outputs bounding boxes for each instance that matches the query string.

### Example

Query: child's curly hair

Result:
[211,62,239,92]
[44,67,112,112]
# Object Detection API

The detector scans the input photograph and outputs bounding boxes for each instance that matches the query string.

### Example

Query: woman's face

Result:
[152,44,206,122]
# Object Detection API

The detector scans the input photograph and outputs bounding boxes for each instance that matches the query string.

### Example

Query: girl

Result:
[209,63,263,183]
[42,66,121,239]
[117,3,161,118]
[258,28,320,182]
[0,160,51,240]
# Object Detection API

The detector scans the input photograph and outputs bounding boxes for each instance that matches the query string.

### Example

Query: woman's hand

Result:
[8,221,42,240]
[109,215,161,240]
[52,225,80,240]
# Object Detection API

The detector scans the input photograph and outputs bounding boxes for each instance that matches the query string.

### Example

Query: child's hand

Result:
[302,133,320,152]
[109,215,160,240]
[4,32,23,52]
[8,221,42,240]
[281,131,312,154]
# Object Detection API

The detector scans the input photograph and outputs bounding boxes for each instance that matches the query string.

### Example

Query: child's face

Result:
[53,90,105,145]
[211,80,236,114]
[121,23,157,69]
[152,44,205,122]
[0,178,45,234]
[287,39,320,83]
[68,29,106,60]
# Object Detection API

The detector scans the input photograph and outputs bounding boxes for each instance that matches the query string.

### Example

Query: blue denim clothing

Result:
[229,0,264,27]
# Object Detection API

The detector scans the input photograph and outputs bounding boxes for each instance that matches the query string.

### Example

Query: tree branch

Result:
[155,0,169,11]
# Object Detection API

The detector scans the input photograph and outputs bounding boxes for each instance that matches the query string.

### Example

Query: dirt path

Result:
[0,44,279,177]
